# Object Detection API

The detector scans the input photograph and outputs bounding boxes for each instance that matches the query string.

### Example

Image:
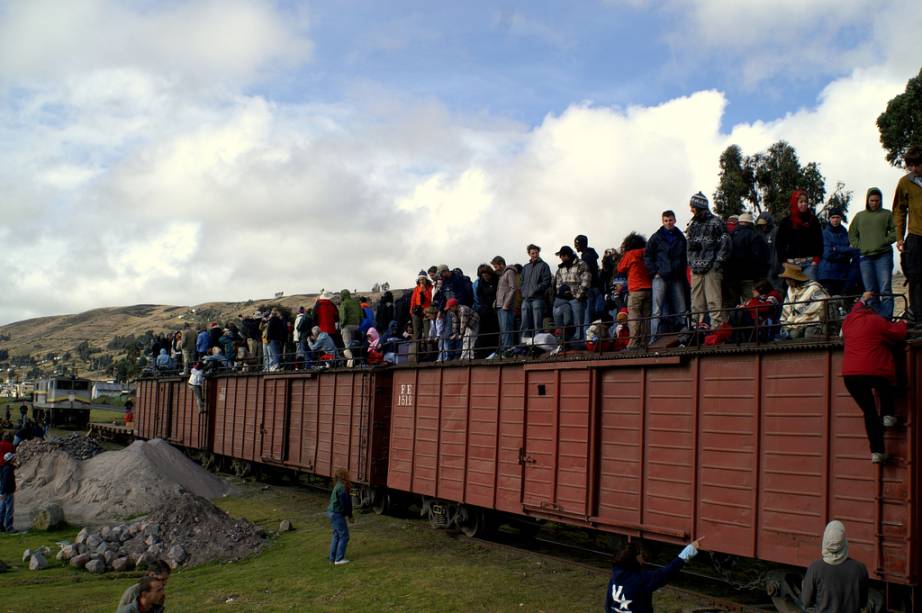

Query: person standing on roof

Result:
[339,290,361,367]
[687,192,731,328]
[893,145,922,328]
[605,538,702,613]
[553,245,591,345]
[574,234,601,325]
[849,188,897,318]
[492,256,520,354]
[818,207,859,298]
[617,232,652,350]
[520,245,552,338]
[842,291,907,464]
[645,210,688,344]
[802,520,868,613]
[776,190,824,281]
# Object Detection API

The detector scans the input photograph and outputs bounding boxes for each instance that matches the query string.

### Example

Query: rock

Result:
[103,550,116,565]
[111,557,131,572]
[75,527,89,544]
[279,519,293,532]
[100,526,111,538]
[119,530,131,542]
[29,553,49,571]
[135,553,154,570]
[22,549,32,563]
[95,542,110,555]
[0,560,10,573]
[70,553,91,569]
[37,546,51,557]
[144,534,160,547]
[168,545,187,564]
[76,543,88,555]
[146,544,162,558]
[31,503,66,531]
[56,545,77,562]
[85,559,106,574]
[86,534,102,549]
[142,523,160,538]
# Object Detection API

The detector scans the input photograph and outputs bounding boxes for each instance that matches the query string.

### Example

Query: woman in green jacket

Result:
[327,467,354,565]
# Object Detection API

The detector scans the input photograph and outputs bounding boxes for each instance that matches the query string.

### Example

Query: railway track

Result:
[462,530,777,613]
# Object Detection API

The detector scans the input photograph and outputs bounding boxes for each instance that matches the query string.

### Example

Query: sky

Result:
[1,0,920,325]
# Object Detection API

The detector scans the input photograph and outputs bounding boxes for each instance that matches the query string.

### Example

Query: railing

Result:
[139,292,911,378]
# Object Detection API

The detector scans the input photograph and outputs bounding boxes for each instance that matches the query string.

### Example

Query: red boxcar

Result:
[385,346,920,590]
[134,377,208,449]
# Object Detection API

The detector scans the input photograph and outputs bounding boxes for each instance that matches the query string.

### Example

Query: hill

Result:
[0,289,393,382]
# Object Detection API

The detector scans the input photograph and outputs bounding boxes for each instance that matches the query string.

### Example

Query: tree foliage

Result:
[877,67,922,167]
[714,141,826,221]
[819,181,854,221]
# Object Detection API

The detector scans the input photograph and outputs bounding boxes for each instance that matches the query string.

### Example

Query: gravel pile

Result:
[49,494,265,573]
[15,434,103,463]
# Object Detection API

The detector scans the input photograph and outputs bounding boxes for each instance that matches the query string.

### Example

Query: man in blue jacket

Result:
[644,210,688,343]
[605,538,702,613]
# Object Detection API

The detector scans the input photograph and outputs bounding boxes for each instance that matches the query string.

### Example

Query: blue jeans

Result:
[520,297,545,336]
[651,276,687,341]
[496,308,516,351]
[0,493,13,532]
[267,340,282,370]
[860,251,894,319]
[328,511,349,562]
[553,298,586,343]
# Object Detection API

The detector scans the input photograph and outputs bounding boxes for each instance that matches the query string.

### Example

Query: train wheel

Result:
[458,507,485,538]
[371,489,390,515]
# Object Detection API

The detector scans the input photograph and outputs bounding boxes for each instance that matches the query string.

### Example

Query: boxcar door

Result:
[521,368,592,518]
[260,377,289,463]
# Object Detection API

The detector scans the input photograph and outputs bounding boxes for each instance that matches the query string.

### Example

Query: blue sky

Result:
[0,0,918,324]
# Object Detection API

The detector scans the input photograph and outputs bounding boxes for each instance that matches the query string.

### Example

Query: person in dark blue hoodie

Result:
[644,210,688,343]
[605,538,702,613]
[818,207,859,297]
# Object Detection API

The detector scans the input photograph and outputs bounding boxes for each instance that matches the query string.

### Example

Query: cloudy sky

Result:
[1,0,920,324]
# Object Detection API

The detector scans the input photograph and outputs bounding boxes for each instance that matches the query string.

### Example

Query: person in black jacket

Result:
[375,291,395,334]
[0,451,15,532]
[776,190,823,280]
[644,210,688,342]
[726,212,770,306]
[605,539,702,613]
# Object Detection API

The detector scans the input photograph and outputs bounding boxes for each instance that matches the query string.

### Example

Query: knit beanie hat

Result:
[690,192,709,210]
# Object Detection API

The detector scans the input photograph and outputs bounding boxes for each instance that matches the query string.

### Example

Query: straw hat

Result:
[778,262,809,282]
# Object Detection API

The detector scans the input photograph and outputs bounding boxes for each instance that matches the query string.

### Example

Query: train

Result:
[31,376,93,428]
[133,341,920,612]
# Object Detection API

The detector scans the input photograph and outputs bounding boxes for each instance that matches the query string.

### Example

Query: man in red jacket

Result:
[841,292,908,463]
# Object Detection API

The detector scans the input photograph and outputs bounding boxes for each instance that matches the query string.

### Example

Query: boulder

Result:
[56,545,77,562]
[31,503,66,531]
[70,553,91,569]
[279,519,293,532]
[142,523,160,538]
[168,545,187,564]
[134,553,154,570]
[0,560,10,573]
[21,549,31,563]
[76,543,88,555]
[86,534,102,549]
[85,559,106,574]
[95,542,110,555]
[103,550,116,565]
[144,534,160,547]
[111,557,131,572]
[146,544,162,558]
[29,553,49,571]
[75,527,89,544]
[100,526,111,539]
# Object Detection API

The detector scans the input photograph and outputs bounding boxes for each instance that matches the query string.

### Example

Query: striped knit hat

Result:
[690,191,709,210]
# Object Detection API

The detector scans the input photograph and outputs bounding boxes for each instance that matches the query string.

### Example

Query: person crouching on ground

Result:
[117,560,171,611]
[605,538,702,613]
[802,520,868,613]
[842,291,907,464]
[328,467,355,565]
[116,575,167,613]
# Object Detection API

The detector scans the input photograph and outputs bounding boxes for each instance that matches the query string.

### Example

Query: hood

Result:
[340,289,352,300]
[159,348,168,356]
[790,190,812,229]
[822,520,849,565]
[366,327,381,348]
[866,186,883,210]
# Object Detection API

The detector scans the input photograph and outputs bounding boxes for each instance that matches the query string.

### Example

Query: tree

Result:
[713,145,756,217]
[877,67,922,167]
[747,141,826,220]
[819,181,853,221]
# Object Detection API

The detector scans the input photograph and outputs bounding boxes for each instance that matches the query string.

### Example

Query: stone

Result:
[119,530,131,543]
[135,553,154,570]
[21,549,31,563]
[95,542,109,555]
[168,545,187,564]
[100,526,112,538]
[37,546,51,557]
[29,553,49,571]
[76,543,88,555]
[279,519,293,532]
[85,559,106,574]
[103,550,116,565]
[142,523,160,538]
[111,557,131,572]
[144,534,160,547]
[0,560,10,573]
[70,553,91,569]
[76,527,89,544]
[86,534,102,549]
[31,503,66,531]
[56,545,77,562]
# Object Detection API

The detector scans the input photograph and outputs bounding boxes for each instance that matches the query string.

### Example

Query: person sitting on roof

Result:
[155,348,174,370]
[446,298,480,361]
[308,326,340,365]
[778,262,830,339]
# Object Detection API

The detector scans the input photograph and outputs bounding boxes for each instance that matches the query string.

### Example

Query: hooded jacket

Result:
[521,257,552,300]
[726,224,770,283]
[802,520,869,613]
[818,223,856,282]
[375,291,395,333]
[848,187,896,256]
[313,297,339,334]
[776,191,823,262]
[842,301,907,379]
[339,290,361,327]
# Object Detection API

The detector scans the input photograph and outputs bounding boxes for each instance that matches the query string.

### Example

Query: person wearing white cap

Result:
[802,520,868,613]
[0,450,15,532]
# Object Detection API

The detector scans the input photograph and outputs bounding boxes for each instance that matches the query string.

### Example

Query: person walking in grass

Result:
[327,467,355,565]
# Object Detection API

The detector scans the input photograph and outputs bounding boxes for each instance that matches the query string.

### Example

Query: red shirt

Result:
[841,303,907,379]
[313,299,339,335]
[0,440,13,467]
[616,249,652,292]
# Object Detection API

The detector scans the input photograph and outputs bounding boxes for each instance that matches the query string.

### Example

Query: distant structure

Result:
[381,282,390,292]
[274,291,284,298]
[92,381,131,399]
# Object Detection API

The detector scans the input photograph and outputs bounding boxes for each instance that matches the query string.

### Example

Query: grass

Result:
[0,482,707,612]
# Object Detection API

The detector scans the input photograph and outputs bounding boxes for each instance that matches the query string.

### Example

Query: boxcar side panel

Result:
[556,369,591,516]
[412,369,442,496]
[437,368,469,503]
[522,369,557,509]
[316,375,335,476]
[387,370,418,492]
[332,373,355,474]
[465,366,500,508]
[596,367,644,529]
[368,371,393,488]
[260,377,288,462]
[696,355,758,557]
[495,366,526,514]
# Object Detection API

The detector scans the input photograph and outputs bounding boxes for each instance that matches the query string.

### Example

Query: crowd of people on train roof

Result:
[146,144,922,376]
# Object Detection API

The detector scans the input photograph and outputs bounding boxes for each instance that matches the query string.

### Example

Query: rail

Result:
[138,292,913,378]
